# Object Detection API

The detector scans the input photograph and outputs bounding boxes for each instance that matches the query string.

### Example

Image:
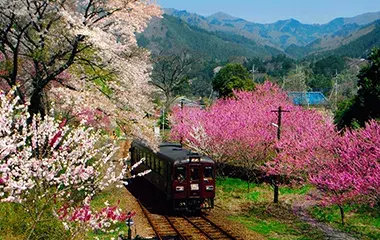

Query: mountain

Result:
[164,9,380,54]
[343,11,380,25]
[139,9,380,61]
[313,20,380,59]
[137,14,283,61]
[286,20,380,59]
[165,9,380,49]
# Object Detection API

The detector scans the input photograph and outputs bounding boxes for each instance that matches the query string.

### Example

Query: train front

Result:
[172,154,215,212]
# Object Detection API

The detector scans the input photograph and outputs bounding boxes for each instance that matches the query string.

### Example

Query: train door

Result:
[173,165,187,199]
[202,165,215,200]
[189,164,202,197]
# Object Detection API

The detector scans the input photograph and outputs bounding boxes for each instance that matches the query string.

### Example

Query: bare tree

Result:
[150,50,197,110]
[0,0,160,118]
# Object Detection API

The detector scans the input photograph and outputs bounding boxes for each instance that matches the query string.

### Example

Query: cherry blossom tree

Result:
[308,120,380,224]
[0,0,162,142]
[170,82,335,200]
[0,89,150,238]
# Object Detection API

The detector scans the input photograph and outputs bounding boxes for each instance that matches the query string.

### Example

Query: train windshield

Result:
[175,166,186,181]
[190,167,199,181]
[204,166,214,180]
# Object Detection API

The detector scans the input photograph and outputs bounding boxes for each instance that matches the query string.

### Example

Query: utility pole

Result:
[329,70,339,111]
[161,108,165,132]
[335,70,338,111]
[271,106,289,203]
[180,99,184,146]
[252,64,255,82]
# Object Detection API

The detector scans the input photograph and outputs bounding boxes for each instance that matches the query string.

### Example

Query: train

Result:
[129,141,215,212]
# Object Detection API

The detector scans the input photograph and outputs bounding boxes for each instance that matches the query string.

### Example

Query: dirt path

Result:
[292,202,358,240]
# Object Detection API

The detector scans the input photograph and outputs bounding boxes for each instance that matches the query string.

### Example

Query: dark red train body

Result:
[130,141,215,212]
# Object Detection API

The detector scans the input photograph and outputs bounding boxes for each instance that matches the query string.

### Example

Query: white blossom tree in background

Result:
[0,0,162,141]
[0,0,162,238]
[0,89,151,238]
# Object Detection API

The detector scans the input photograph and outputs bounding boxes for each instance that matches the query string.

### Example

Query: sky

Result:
[157,0,380,24]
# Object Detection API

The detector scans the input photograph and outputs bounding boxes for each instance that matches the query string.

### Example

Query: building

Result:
[287,92,328,106]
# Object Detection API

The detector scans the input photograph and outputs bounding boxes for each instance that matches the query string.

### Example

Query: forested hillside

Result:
[289,20,380,59]
[165,9,380,50]
[140,10,380,61]
[319,20,380,58]
[137,14,283,61]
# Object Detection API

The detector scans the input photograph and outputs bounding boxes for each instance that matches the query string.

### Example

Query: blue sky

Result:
[157,0,380,24]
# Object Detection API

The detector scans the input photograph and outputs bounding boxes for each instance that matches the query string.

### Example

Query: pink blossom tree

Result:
[0,89,149,238]
[171,81,379,223]
[308,120,380,224]
[170,82,335,199]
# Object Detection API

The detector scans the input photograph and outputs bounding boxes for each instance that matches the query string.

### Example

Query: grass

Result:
[0,185,133,240]
[310,204,380,240]
[217,177,380,239]
[216,177,312,204]
[216,178,324,239]
[0,202,69,240]
[87,186,131,240]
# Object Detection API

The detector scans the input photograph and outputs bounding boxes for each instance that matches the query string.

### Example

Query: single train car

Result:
[130,141,215,212]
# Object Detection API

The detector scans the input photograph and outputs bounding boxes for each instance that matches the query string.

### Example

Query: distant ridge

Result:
[141,9,380,60]
[343,11,380,25]
[207,12,239,21]
[165,8,380,26]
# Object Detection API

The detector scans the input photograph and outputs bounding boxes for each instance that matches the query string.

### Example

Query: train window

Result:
[146,154,150,167]
[163,162,167,177]
[153,157,157,171]
[167,164,171,181]
[132,148,136,161]
[204,166,214,180]
[190,168,199,181]
[159,160,164,175]
[175,166,186,181]
[157,159,161,174]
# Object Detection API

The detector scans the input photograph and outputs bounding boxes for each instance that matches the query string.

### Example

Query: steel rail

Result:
[201,215,237,240]
[136,199,163,240]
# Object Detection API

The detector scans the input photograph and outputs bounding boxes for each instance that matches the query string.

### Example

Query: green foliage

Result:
[310,205,380,239]
[267,54,296,77]
[0,202,69,240]
[280,185,312,195]
[88,187,132,240]
[157,111,170,129]
[216,178,311,202]
[244,57,266,73]
[307,74,332,95]
[216,178,377,239]
[212,63,255,98]
[138,14,283,62]
[136,35,150,47]
[230,203,325,240]
[328,22,380,58]
[312,56,346,77]
[335,48,380,129]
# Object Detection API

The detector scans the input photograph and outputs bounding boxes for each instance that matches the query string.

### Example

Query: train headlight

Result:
[191,184,199,191]
[206,185,214,191]
[176,186,184,191]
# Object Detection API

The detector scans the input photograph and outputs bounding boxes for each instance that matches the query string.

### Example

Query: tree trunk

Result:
[338,205,345,225]
[29,90,46,119]
[273,183,279,203]
[273,175,279,203]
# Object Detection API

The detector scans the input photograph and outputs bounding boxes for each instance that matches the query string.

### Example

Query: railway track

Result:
[137,200,239,239]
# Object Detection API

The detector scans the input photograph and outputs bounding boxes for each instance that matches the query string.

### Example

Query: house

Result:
[287,92,328,106]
